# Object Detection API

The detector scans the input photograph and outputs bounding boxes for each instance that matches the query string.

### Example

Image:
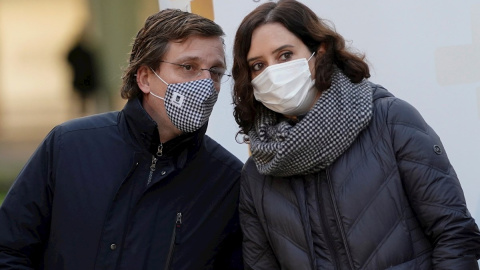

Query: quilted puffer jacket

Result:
[240,83,480,270]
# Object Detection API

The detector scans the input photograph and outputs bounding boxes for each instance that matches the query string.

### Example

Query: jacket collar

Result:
[123,96,206,157]
[369,82,394,102]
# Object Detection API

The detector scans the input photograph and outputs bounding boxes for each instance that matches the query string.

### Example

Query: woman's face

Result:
[247,22,316,80]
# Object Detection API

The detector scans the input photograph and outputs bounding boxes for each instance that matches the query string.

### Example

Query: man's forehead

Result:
[164,36,225,64]
[170,36,223,51]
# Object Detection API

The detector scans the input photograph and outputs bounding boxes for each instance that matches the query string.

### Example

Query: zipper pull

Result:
[156,143,163,157]
[146,143,163,186]
[147,155,157,186]
[165,212,182,269]
[176,212,182,228]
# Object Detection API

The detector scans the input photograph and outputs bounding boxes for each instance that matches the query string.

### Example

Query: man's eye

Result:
[181,64,193,71]
[210,68,224,76]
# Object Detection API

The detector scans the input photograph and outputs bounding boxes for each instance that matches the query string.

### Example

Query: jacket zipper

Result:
[325,170,355,269]
[165,212,182,270]
[317,171,340,269]
[146,143,163,186]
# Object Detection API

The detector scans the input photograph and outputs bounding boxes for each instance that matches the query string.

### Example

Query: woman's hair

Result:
[121,9,225,100]
[232,0,370,140]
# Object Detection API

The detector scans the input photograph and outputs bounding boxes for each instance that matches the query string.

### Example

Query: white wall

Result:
[163,0,480,222]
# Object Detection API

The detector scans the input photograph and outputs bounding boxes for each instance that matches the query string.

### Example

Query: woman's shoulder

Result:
[242,157,260,175]
[241,157,270,184]
[369,82,428,130]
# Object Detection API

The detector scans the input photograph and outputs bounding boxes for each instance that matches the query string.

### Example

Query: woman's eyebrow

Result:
[247,44,294,63]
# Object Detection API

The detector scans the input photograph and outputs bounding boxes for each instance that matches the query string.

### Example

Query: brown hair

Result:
[121,9,225,99]
[232,0,370,139]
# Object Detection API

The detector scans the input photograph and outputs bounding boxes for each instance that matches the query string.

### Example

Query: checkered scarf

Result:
[248,68,373,177]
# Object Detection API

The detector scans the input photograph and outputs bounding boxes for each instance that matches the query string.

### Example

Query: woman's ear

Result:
[136,66,151,94]
[317,43,327,55]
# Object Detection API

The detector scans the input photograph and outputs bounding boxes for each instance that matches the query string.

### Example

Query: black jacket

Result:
[240,84,480,269]
[0,97,244,270]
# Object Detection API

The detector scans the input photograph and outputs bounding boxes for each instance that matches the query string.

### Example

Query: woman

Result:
[231,0,480,269]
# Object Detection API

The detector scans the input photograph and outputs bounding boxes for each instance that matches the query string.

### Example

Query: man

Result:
[0,9,243,269]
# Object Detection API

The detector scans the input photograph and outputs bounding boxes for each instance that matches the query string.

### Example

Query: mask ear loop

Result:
[148,67,168,101]
[149,67,169,85]
[307,52,316,61]
[149,91,165,101]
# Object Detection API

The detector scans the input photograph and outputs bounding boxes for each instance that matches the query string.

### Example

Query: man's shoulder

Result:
[44,111,123,147]
[57,111,120,134]
[201,135,244,171]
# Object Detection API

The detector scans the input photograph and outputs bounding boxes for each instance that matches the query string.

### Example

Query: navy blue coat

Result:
[0,97,244,269]
[240,84,480,269]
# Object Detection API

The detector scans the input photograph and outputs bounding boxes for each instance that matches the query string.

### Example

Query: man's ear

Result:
[136,66,151,94]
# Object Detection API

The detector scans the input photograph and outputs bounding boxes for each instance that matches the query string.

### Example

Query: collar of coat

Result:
[123,96,207,159]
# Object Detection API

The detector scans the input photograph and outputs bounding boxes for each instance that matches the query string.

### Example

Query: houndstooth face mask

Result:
[149,67,218,133]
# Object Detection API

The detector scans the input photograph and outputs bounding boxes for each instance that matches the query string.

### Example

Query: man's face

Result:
[138,35,226,141]
[154,35,226,91]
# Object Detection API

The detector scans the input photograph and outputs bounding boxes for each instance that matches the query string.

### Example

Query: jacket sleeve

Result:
[212,211,244,270]
[239,160,280,270]
[387,98,480,269]
[0,129,57,269]
[212,171,244,270]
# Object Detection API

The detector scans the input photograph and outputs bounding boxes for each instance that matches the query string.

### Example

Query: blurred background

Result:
[0,0,160,199]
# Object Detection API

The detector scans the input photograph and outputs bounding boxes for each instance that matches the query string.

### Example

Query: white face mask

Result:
[251,52,316,116]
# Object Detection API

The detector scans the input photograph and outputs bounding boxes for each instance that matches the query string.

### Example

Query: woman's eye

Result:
[251,63,263,72]
[279,52,293,61]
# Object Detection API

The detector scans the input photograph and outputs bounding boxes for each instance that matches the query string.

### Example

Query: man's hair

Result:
[121,9,225,100]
